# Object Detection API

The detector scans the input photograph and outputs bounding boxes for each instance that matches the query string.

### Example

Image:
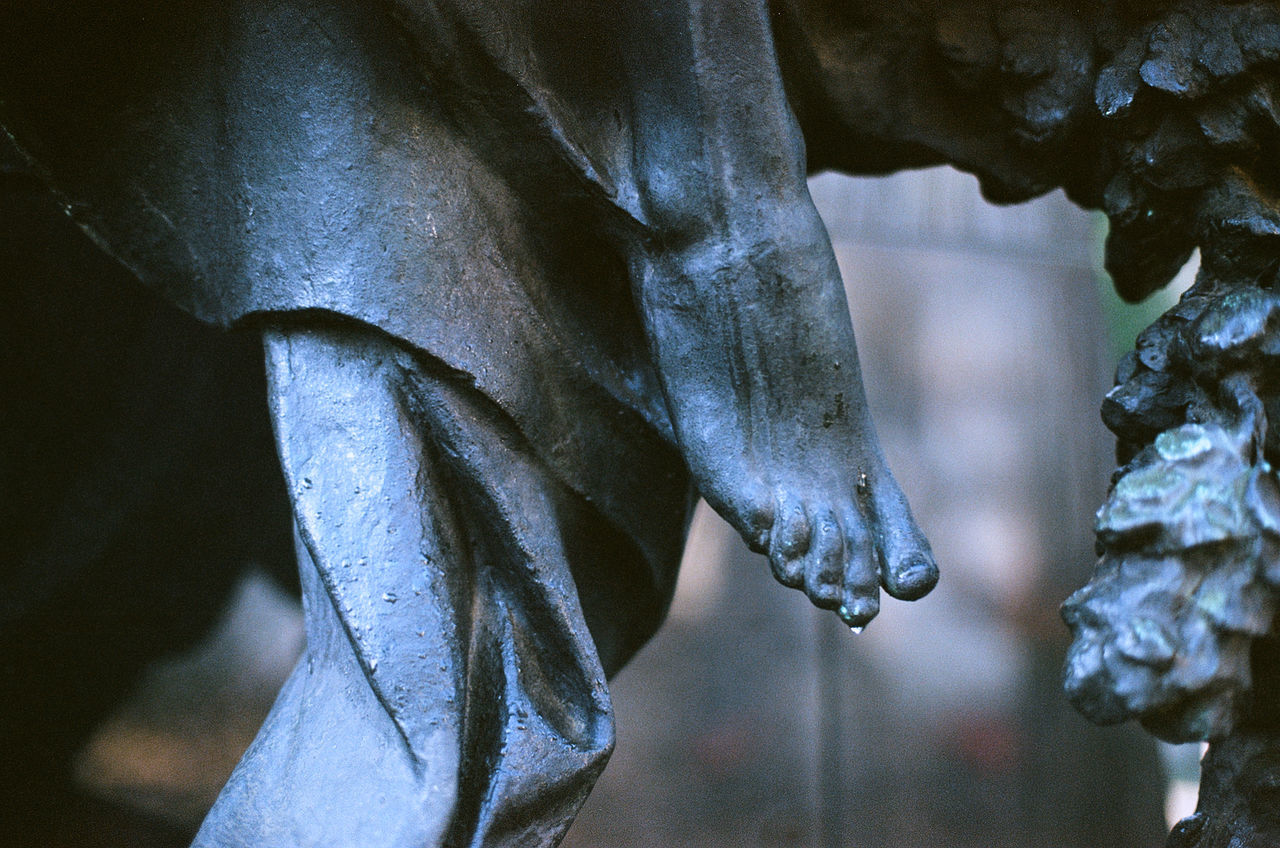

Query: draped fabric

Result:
[0,0,706,842]
[0,0,693,575]
[195,326,682,846]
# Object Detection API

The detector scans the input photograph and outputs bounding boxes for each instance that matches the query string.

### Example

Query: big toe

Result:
[867,476,938,600]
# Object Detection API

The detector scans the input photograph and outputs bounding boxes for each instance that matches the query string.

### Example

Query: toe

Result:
[768,493,810,588]
[772,491,811,558]
[802,508,844,609]
[838,506,880,626]
[867,474,938,601]
[839,594,879,628]
[737,479,775,553]
[769,552,804,589]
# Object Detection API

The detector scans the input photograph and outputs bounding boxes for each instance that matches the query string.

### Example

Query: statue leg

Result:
[621,0,937,627]
[194,321,613,848]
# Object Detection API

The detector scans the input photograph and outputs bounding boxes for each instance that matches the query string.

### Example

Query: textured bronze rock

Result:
[4,1,1280,845]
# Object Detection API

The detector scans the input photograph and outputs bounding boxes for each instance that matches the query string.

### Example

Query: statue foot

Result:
[635,200,937,628]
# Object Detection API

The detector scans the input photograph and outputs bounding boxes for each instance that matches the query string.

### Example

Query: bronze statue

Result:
[4,1,1280,844]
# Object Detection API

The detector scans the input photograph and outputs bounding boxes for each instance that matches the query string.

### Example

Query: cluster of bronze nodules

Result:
[1065,111,1280,844]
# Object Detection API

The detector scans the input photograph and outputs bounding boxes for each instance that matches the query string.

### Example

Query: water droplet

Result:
[849,626,865,635]
[369,658,379,672]
[301,477,312,489]
[382,592,398,603]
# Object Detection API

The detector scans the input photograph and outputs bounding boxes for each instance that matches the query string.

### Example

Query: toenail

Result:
[892,558,939,599]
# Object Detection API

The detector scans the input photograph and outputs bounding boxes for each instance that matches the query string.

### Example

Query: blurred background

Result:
[563,168,1185,848]
[55,168,1195,847]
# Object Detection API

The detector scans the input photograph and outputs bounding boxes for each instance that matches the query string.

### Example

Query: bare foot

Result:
[633,199,937,627]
